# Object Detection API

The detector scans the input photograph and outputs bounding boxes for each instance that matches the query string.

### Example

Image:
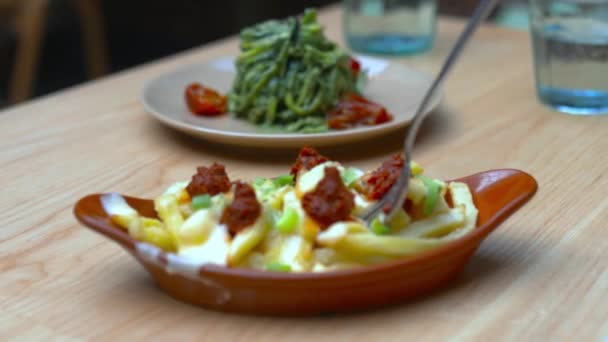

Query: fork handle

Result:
[383,0,501,223]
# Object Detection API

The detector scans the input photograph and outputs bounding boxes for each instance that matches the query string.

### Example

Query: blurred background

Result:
[0,0,528,108]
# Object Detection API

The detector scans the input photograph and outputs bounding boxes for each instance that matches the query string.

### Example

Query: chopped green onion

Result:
[191,194,212,210]
[341,167,363,187]
[420,175,441,216]
[370,217,390,235]
[252,177,267,187]
[273,174,294,187]
[265,262,292,272]
[276,207,299,233]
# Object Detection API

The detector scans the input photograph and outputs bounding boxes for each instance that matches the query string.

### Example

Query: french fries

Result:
[317,222,441,258]
[324,234,442,258]
[141,219,175,252]
[441,182,478,239]
[154,194,184,243]
[228,214,270,265]
[397,207,465,238]
[177,209,217,246]
[103,160,478,273]
[101,193,176,251]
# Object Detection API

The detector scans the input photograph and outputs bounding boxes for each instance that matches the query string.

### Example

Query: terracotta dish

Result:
[74,169,537,315]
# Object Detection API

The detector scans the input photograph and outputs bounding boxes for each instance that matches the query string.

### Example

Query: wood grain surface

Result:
[1,5,607,341]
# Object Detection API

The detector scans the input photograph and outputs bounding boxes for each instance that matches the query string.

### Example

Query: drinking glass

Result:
[343,0,437,55]
[530,0,608,115]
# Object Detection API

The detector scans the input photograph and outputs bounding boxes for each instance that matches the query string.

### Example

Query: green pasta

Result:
[228,8,358,133]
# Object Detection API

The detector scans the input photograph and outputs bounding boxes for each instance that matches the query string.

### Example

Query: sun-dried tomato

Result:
[301,167,355,229]
[221,182,262,235]
[290,146,329,179]
[328,93,393,130]
[365,153,404,200]
[186,163,231,197]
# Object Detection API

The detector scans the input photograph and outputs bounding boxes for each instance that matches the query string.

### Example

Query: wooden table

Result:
[1,6,607,341]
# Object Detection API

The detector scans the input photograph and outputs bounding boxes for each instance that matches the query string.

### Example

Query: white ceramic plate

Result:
[141,56,440,148]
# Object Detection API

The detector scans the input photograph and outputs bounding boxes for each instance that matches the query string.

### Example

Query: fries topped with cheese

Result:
[103,147,478,273]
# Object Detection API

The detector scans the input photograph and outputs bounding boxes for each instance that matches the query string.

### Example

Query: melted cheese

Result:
[101,193,137,217]
[177,225,230,265]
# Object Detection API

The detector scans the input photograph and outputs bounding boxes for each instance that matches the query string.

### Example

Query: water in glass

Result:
[530,0,608,114]
[344,0,437,55]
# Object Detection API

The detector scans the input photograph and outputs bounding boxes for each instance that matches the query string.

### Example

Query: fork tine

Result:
[361,170,407,223]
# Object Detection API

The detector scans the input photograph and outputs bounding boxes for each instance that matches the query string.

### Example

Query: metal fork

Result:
[359,0,500,226]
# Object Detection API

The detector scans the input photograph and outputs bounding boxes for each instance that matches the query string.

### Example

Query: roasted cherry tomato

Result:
[185,83,227,116]
[349,57,361,78]
[328,92,393,129]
